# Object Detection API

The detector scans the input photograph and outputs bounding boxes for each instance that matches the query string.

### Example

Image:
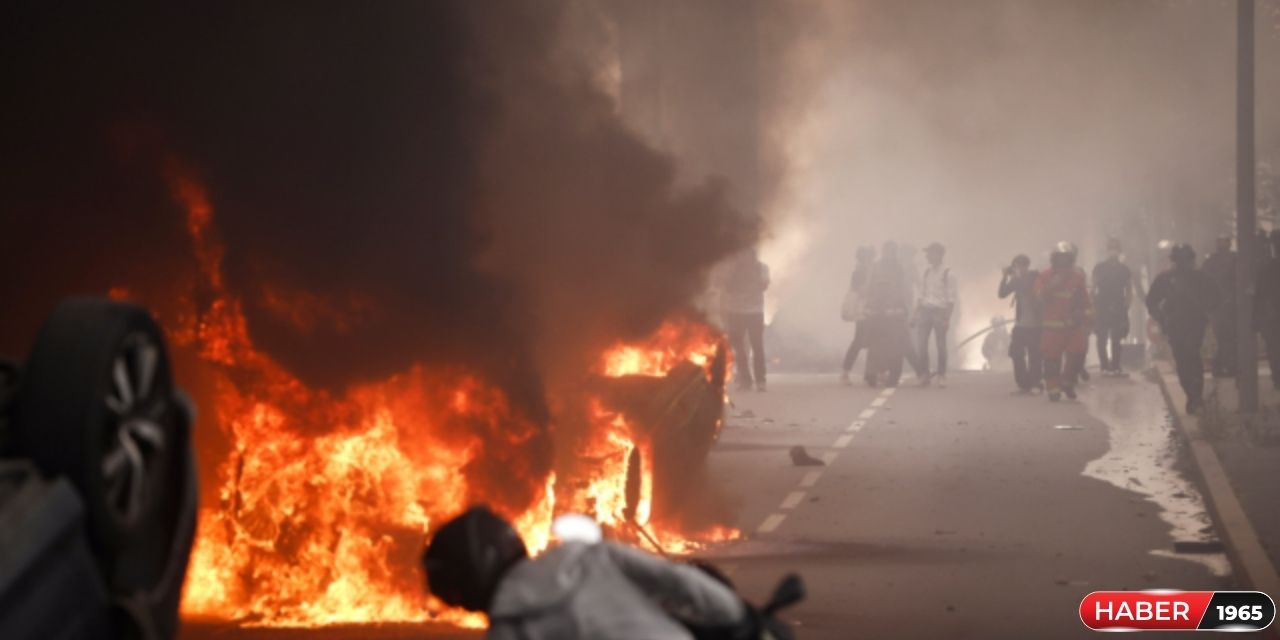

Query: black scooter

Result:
[687,563,806,640]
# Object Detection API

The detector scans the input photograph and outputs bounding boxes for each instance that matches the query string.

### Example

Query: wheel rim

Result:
[101,332,167,526]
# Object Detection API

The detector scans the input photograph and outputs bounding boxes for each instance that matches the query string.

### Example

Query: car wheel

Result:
[12,298,187,591]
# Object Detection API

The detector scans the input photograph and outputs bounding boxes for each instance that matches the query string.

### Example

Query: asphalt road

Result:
[704,370,1231,640]
[183,370,1233,639]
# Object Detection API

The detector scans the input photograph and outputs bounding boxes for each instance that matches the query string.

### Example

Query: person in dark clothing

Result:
[1147,244,1220,414]
[863,242,912,387]
[1256,230,1280,391]
[1091,238,1134,376]
[998,254,1043,393]
[1201,235,1237,377]
[841,245,876,385]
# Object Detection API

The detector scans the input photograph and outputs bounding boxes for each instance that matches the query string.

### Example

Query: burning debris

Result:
[2,0,757,630]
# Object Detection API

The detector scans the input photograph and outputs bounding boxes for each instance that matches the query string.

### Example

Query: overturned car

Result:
[592,339,729,531]
[0,298,197,640]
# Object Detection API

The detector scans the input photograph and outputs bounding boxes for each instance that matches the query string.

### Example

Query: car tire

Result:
[12,297,188,592]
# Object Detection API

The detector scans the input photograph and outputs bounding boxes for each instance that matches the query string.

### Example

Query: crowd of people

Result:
[835,231,1280,412]
[711,228,1280,412]
[839,241,956,388]
[1147,231,1280,412]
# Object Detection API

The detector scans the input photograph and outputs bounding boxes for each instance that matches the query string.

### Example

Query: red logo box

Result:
[1081,591,1275,632]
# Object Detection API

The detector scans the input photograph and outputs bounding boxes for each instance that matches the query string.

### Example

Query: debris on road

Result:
[789,445,825,467]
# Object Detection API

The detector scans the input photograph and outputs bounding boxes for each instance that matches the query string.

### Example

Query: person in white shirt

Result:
[719,248,770,391]
[915,242,958,386]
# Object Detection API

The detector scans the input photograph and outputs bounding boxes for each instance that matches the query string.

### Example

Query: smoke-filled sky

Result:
[0,1,762,425]
[758,0,1280,368]
[3,0,1279,384]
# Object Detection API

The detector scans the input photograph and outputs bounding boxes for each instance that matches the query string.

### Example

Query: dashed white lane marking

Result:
[757,513,787,533]
[753,388,892,536]
[780,491,807,509]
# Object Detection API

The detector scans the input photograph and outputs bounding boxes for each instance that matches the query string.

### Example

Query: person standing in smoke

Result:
[1091,238,1134,377]
[840,245,876,385]
[863,242,913,387]
[998,254,1043,393]
[720,248,770,392]
[1035,242,1093,402]
[1254,230,1280,391]
[915,243,957,387]
[1202,234,1238,377]
[1147,244,1220,414]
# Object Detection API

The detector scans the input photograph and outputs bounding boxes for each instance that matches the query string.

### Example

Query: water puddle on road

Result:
[1080,377,1231,577]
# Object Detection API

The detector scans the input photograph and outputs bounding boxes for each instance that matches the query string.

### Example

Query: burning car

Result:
[591,333,730,539]
[0,298,197,640]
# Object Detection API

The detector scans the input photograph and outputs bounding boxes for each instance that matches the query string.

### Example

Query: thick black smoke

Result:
[0,2,756,429]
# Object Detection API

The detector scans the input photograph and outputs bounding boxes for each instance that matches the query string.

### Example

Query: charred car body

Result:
[592,342,729,533]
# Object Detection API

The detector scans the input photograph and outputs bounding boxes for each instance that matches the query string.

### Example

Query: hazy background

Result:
[782,0,1280,370]
[602,0,1280,371]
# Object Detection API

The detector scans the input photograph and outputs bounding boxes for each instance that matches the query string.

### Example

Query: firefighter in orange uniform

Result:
[1035,242,1093,401]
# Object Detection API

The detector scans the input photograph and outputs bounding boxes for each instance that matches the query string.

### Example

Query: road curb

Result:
[1150,362,1280,623]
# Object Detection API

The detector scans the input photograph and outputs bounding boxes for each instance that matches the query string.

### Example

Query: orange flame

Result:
[159,166,733,628]
[599,320,723,378]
